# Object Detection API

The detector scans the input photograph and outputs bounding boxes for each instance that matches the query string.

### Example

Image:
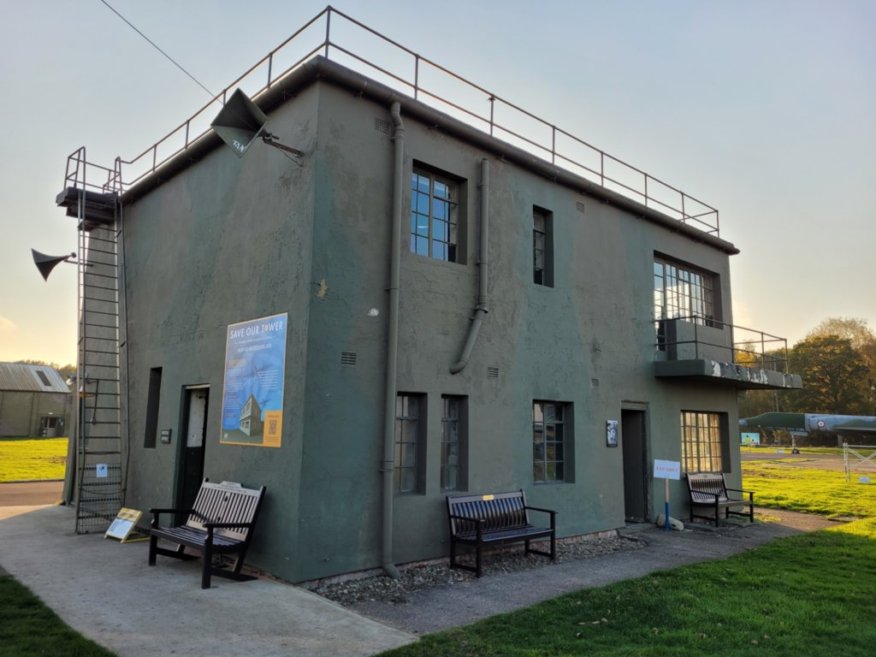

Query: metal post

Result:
[551,126,556,165]
[267,53,273,87]
[324,9,331,58]
[488,96,494,136]
[414,55,419,99]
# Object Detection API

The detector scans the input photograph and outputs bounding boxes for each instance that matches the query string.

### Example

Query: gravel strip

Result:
[306,533,647,606]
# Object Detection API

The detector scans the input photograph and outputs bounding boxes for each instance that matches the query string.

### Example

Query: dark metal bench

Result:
[446,490,556,577]
[685,472,754,527]
[148,480,266,589]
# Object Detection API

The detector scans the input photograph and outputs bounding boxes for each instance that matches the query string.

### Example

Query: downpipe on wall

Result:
[450,158,490,374]
[380,102,404,579]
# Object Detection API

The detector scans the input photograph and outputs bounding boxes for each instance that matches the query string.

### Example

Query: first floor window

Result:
[411,167,460,262]
[394,393,423,493]
[654,256,718,348]
[441,395,467,491]
[680,411,725,473]
[533,207,554,286]
[533,401,570,483]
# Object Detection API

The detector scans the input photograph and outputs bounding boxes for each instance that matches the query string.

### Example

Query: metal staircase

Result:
[58,148,125,533]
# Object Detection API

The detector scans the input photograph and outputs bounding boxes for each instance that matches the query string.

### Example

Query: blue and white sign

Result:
[653,459,681,480]
[220,313,287,448]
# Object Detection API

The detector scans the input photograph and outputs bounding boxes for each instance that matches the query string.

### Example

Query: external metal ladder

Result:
[58,148,125,533]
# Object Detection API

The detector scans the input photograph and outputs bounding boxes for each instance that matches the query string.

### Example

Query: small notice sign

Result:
[654,459,681,480]
[96,463,108,478]
[105,508,148,543]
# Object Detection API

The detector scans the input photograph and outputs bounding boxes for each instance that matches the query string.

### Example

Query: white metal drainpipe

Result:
[380,101,404,579]
[450,158,490,374]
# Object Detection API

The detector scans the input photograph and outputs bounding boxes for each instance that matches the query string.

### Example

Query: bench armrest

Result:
[524,505,557,529]
[724,487,754,495]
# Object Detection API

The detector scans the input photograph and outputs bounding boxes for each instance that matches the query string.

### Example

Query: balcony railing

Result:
[80,5,720,236]
[658,316,790,374]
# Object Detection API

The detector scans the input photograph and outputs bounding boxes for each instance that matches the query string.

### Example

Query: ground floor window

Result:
[533,401,571,483]
[680,411,725,472]
[394,393,424,494]
[441,395,467,492]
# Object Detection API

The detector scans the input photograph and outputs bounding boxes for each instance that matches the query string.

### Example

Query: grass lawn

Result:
[0,572,115,657]
[742,460,876,518]
[0,438,68,483]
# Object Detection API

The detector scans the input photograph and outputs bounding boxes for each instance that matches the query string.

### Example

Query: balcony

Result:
[654,317,802,390]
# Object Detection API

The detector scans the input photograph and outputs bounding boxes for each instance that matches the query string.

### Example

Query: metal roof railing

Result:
[107,5,720,235]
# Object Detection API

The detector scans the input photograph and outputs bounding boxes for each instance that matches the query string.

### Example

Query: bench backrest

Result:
[446,490,529,536]
[686,473,729,503]
[185,480,265,542]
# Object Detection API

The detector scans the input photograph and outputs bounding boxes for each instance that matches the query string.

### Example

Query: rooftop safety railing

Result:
[658,316,790,373]
[103,5,720,236]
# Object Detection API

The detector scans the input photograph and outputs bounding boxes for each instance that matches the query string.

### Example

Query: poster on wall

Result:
[220,313,287,448]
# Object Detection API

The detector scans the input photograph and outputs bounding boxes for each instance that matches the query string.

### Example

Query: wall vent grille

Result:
[487,366,500,379]
[341,352,358,366]
[374,118,392,136]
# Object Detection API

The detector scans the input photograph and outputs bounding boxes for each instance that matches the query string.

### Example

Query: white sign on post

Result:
[654,459,681,480]
[653,459,681,531]
[96,463,108,478]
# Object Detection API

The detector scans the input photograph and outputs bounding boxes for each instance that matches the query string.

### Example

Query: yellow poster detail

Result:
[263,410,283,448]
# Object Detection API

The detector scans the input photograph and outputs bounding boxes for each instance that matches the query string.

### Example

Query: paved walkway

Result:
[0,500,835,656]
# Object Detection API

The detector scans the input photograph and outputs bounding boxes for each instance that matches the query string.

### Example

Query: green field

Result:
[742,460,876,518]
[0,438,68,483]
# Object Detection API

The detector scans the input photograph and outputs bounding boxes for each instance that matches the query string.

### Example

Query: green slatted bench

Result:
[446,490,557,577]
[148,480,266,589]
[685,472,754,527]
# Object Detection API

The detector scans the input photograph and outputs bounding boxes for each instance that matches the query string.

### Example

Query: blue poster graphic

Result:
[220,313,287,447]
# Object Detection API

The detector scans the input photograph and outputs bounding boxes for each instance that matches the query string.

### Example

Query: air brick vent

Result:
[374,118,392,136]
[341,352,358,366]
[487,366,500,379]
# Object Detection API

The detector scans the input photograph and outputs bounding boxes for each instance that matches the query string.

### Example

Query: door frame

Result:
[174,384,210,523]
[621,402,651,522]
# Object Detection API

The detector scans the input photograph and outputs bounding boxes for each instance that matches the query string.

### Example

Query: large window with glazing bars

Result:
[680,411,726,473]
[654,257,718,347]
[411,168,460,262]
[533,401,571,483]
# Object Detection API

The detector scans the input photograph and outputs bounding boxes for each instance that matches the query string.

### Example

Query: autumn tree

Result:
[805,317,876,414]
[785,335,869,414]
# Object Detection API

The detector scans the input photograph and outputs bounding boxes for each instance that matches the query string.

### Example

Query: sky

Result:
[0,0,873,366]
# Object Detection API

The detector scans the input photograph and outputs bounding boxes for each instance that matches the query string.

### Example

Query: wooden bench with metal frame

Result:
[685,472,754,527]
[446,490,557,578]
[148,480,266,589]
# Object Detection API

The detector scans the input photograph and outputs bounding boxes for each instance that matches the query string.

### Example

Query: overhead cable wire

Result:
[98,0,215,98]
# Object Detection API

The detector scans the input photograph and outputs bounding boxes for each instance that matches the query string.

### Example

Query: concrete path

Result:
[0,480,63,520]
[0,505,414,657]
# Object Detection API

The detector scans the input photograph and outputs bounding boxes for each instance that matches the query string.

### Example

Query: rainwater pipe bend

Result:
[450,158,490,374]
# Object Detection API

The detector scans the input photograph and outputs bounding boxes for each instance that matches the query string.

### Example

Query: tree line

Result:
[739,317,876,418]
